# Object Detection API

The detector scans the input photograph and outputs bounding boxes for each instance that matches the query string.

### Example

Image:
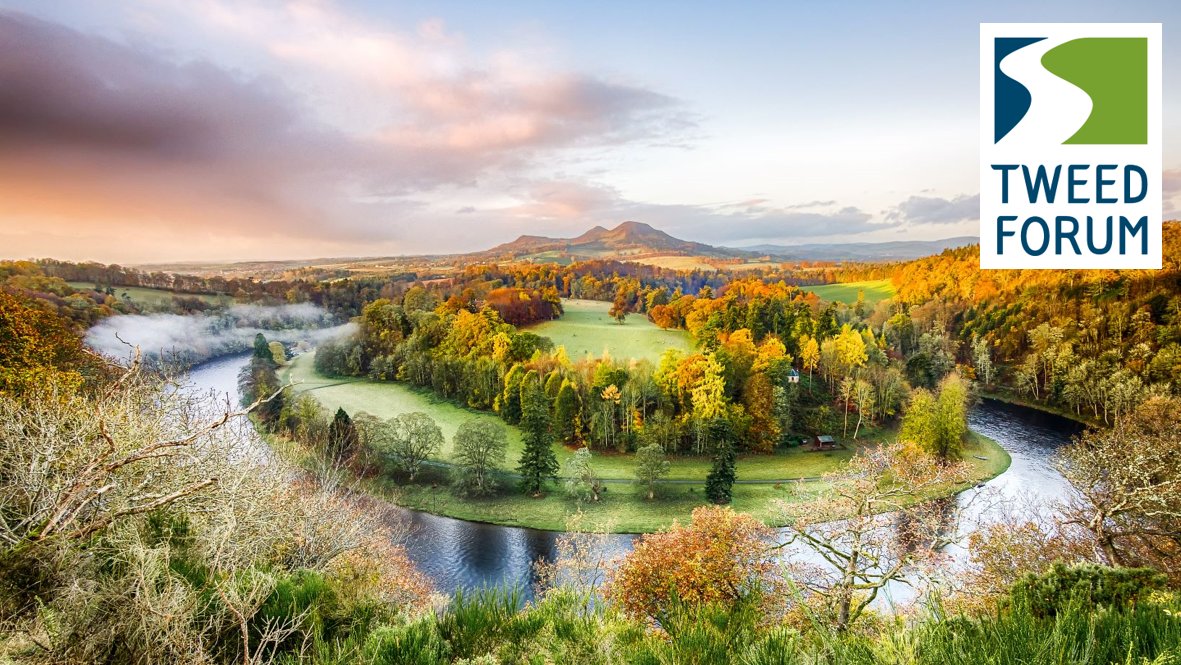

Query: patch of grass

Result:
[527,299,693,364]
[67,282,232,309]
[801,279,896,305]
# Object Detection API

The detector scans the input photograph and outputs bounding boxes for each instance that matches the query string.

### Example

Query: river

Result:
[189,353,1085,595]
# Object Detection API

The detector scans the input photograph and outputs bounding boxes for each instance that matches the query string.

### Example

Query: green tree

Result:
[253,332,274,363]
[553,379,581,444]
[705,419,737,504]
[385,412,444,481]
[899,372,968,459]
[634,443,670,500]
[517,380,557,500]
[451,419,508,497]
[499,364,525,424]
[517,381,558,496]
[564,447,603,503]
[328,407,359,460]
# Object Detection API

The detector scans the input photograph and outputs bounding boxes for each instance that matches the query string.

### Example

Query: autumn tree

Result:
[1057,396,1181,577]
[451,419,508,497]
[605,506,782,622]
[799,335,820,391]
[383,411,444,481]
[634,443,670,500]
[0,289,95,395]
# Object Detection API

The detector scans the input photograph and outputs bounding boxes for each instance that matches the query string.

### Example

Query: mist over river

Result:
[185,353,1085,598]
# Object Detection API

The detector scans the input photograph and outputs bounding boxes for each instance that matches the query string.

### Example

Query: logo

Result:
[980,24,1161,269]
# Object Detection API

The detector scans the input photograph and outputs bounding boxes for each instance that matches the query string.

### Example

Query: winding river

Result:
[189,353,1085,595]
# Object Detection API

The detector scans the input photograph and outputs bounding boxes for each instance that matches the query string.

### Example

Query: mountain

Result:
[737,237,978,262]
[484,221,753,260]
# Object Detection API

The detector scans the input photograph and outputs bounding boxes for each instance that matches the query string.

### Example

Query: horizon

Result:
[1,1,1179,263]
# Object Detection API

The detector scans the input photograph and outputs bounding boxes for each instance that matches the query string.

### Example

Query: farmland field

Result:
[67,282,232,309]
[802,279,896,305]
[528,298,693,363]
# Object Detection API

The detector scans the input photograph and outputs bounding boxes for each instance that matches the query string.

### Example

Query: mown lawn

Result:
[527,299,693,364]
[802,279,896,305]
[272,429,1008,533]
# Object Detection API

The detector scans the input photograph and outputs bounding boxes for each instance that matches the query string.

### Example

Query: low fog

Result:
[86,303,355,365]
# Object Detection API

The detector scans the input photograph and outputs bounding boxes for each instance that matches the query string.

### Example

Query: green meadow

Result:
[527,298,693,364]
[802,278,896,305]
[67,282,232,309]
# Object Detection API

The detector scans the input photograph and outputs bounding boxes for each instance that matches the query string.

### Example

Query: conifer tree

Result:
[517,380,558,496]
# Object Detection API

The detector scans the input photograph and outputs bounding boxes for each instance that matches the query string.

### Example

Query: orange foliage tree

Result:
[604,506,782,622]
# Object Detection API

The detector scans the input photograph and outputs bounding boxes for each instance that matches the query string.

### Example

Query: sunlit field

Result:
[802,279,896,305]
[528,299,693,363]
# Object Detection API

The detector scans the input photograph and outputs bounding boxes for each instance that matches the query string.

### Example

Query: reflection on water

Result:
[187,355,1087,596]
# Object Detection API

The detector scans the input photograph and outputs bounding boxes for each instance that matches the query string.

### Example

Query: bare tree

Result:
[776,444,972,630]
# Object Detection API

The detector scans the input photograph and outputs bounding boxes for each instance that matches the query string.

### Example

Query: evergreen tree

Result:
[705,419,737,504]
[328,407,359,460]
[517,380,558,496]
[253,332,274,363]
[553,379,580,444]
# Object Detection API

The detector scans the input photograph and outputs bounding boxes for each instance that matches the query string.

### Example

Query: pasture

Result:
[801,279,896,305]
[67,282,232,309]
[528,299,693,364]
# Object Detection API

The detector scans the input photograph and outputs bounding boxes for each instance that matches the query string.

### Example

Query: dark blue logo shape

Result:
[994,37,1045,143]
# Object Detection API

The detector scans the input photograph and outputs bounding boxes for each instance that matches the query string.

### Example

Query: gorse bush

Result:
[1009,563,1167,618]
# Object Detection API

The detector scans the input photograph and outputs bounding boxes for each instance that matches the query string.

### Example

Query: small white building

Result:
[787,369,800,384]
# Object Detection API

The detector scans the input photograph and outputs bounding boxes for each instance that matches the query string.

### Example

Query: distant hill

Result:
[484,221,754,261]
[737,237,978,262]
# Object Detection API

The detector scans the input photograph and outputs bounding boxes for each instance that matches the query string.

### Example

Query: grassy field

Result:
[280,353,1010,531]
[528,299,693,364]
[273,427,1007,532]
[67,282,232,309]
[802,279,896,305]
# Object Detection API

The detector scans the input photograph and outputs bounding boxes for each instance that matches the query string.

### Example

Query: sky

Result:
[0,0,1179,263]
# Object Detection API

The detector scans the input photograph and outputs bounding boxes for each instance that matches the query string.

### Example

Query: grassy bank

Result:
[278,355,1010,532]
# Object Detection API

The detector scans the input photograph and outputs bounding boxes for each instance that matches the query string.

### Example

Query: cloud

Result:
[885,193,979,225]
[0,9,688,261]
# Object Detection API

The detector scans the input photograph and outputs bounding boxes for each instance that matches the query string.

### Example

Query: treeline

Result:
[842,222,1181,422]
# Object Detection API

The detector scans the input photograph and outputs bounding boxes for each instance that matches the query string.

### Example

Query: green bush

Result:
[1009,563,1166,617]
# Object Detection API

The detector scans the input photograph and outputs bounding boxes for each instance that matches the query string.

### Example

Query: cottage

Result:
[787,369,800,384]
[809,434,839,451]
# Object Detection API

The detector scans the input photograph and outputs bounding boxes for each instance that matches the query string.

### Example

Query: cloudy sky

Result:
[1,0,1179,263]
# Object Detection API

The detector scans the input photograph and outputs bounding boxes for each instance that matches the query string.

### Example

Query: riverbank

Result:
[267,428,1007,532]
[979,390,1098,427]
